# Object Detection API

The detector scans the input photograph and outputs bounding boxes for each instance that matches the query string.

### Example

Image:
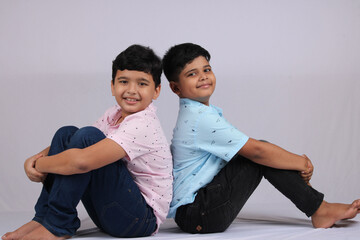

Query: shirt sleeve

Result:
[195,109,249,161]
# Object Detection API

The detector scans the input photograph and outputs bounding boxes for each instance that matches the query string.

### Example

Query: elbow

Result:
[242,138,266,160]
[253,139,270,159]
[73,152,91,174]
[75,160,91,173]
[251,144,265,160]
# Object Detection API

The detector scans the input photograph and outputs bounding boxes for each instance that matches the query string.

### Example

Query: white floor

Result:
[2,203,359,240]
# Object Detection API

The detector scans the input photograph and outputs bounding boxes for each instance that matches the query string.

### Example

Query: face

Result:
[111,69,160,119]
[170,56,216,106]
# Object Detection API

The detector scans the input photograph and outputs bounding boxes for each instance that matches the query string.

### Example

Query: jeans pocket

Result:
[100,201,140,237]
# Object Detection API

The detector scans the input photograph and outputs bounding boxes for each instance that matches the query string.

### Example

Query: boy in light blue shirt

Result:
[168,98,248,217]
[163,43,360,233]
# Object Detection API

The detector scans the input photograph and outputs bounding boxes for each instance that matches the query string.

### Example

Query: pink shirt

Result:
[93,103,173,231]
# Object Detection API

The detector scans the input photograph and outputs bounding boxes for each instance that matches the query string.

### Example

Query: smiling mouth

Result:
[197,83,212,88]
[125,98,138,101]
[123,97,140,103]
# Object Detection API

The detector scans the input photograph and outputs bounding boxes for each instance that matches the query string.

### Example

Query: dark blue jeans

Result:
[175,154,324,233]
[32,126,156,237]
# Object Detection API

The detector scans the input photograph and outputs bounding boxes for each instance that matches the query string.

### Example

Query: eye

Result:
[139,82,149,86]
[204,68,211,73]
[118,80,128,84]
[187,72,196,77]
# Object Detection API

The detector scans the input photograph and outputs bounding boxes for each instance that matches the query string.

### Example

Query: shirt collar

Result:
[179,98,223,116]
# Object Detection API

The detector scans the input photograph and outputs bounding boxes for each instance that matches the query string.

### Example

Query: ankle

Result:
[313,201,328,217]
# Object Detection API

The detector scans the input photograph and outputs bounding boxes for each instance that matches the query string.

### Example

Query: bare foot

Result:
[2,221,41,240]
[311,199,360,228]
[20,225,70,240]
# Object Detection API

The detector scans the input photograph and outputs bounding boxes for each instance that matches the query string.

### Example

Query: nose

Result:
[127,82,137,94]
[200,72,208,81]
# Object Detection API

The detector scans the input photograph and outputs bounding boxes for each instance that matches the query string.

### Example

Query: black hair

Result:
[112,44,162,87]
[162,43,211,82]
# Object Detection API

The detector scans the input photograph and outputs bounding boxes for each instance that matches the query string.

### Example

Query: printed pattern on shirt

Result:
[93,103,173,228]
[168,98,248,218]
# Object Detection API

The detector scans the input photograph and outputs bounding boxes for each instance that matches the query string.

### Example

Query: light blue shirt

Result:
[168,98,249,218]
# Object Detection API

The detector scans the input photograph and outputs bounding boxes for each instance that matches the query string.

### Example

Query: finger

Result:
[28,175,40,182]
[31,154,43,167]
[29,170,44,179]
[34,172,45,180]
[41,175,48,183]
[301,172,311,177]
[30,175,43,182]
[301,172,312,179]
[303,173,312,178]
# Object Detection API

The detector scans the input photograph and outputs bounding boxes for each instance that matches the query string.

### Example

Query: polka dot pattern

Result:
[93,103,173,227]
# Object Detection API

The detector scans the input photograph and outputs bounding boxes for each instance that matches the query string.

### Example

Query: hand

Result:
[300,154,313,186]
[24,153,47,182]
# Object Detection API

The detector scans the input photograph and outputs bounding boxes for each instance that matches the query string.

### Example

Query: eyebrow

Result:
[184,65,211,75]
[116,76,151,83]
[137,78,151,83]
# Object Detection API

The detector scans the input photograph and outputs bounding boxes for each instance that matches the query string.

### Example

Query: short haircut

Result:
[112,44,162,87]
[162,43,211,82]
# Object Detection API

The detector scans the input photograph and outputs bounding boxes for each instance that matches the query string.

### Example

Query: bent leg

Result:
[35,126,106,237]
[34,126,79,222]
[263,167,360,228]
[258,140,324,217]
[2,126,80,240]
[175,155,263,233]
[262,167,324,217]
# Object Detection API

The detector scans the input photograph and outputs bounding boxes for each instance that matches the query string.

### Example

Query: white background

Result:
[0,0,359,214]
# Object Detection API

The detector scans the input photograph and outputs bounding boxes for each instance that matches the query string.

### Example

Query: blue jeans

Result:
[175,154,324,233]
[32,126,157,237]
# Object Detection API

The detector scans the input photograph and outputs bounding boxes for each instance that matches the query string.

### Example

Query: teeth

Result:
[126,98,137,102]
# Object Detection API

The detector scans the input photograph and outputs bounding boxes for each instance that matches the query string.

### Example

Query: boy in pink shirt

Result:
[2,45,173,240]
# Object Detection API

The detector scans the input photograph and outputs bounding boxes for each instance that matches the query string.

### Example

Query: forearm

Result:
[35,148,86,175]
[35,138,127,175]
[239,139,307,171]
[256,143,306,171]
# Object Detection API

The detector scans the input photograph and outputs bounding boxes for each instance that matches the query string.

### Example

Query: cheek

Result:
[181,82,193,92]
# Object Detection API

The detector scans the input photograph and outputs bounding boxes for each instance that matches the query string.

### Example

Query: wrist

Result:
[299,156,308,172]
[34,156,42,172]
[34,158,39,171]
[303,158,310,172]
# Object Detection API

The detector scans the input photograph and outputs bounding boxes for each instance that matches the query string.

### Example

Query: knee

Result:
[54,126,79,139]
[76,126,104,138]
[70,126,106,147]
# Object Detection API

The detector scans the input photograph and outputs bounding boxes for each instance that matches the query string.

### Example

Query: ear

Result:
[152,84,161,100]
[111,80,115,96]
[169,82,181,96]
